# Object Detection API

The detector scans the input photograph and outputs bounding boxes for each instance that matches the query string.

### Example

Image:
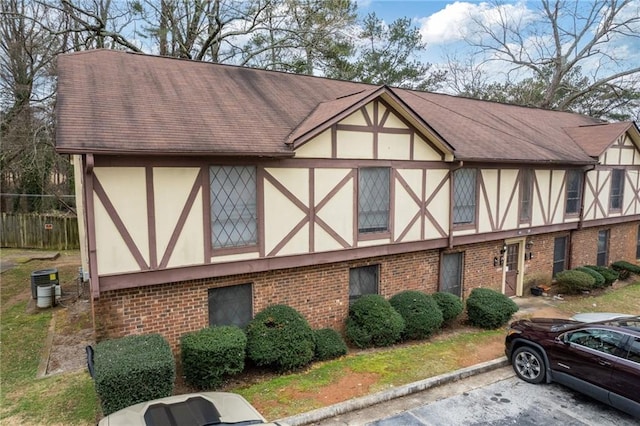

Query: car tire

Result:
[512,346,546,384]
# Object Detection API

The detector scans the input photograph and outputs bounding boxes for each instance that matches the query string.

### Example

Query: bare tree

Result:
[453,0,640,120]
[1,0,71,213]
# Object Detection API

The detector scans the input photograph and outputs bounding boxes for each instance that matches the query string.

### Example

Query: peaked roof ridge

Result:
[564,121,638,157]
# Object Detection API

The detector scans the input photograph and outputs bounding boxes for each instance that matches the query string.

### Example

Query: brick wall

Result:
[571,222,639,266]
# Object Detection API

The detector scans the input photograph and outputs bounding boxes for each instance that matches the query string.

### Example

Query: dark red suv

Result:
[505,315,640,418]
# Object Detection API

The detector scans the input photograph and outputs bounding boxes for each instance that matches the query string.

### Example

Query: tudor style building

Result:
[56,49,640,350]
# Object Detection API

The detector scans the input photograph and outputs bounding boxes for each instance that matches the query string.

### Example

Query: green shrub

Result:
[181,325,246,389]
[345,294,405,348]
[389,291,443,340]
[574,267,606,288]
[584,265,619,286]
[432,292,464,324]
[94,334,175,415]
[246,305,315,371]
[313,328,347,361]
[465,288,519,329]
[611,260,640,280]
[555,269,595,294]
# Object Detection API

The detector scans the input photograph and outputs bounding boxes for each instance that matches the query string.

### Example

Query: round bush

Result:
[555,270,595,294]
[345,294,405,348]
[611,260,640,280]
[181,325,246,389]
[246,305,315,371]
[584,265,619,286]
[574,267,605,288]
[313,328,348,361]
[466,288,519,329]
[389,291,443,340]
[432,292,464,324]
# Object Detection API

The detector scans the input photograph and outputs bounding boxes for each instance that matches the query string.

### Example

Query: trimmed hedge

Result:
[611,261,640,280]
[555,269,595,294]
[346,294,405,348]
[94,334,175,415]
[432,292,464,324]
[313,328,348,361]
[181,325,246,389]
[584,265,619,286]
[574,267,606,288]
[246,305,315,371]
[389,291,443,340]
[466,288,519,329]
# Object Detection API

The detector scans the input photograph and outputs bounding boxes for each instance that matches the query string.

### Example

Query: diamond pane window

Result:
[349,265,379,305]
[610,169,624,211]
[210,166,257,249]
[208,284,252,327]
[358,168,390,233]
[565,170,582,215]
[453,169,476,225]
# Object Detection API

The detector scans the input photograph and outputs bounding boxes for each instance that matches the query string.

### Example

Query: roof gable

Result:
[564,122,640,157]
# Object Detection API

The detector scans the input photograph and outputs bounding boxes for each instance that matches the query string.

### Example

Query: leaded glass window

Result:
[453,169,476,225]
[210,166,257,248]
[358,168,390,233]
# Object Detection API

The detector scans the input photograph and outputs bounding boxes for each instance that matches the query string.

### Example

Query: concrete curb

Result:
[277,357,510,426]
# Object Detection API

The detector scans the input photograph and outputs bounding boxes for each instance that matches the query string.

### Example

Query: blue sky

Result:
[356,1,640,88]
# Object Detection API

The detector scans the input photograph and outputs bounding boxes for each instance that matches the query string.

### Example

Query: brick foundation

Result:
[93,221,639,351]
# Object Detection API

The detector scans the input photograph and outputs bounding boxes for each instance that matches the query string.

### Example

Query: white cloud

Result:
[418,1,534,45]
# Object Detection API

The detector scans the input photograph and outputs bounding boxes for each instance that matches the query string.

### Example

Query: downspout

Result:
[448,160,464,248]
[568,164,597,269]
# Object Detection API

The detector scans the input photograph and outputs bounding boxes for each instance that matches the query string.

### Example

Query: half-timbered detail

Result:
[57,50,640,350]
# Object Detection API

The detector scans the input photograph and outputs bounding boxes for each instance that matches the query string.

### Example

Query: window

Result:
[520,169,533,222]
[626,337,640,364]
[567,329,625,356]
[349,265,379,305]
[208,283,253,327]
[597,230,609,266]
[453,169,476,225]
[553,236,568,276]
[358,168,390,234]
[636,225,640,259]
[440,252,463,297]
[610,169,624,211]
[565,170,582,215]
[210,166,257,249]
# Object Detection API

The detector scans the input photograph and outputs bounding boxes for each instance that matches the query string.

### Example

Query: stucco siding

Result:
[93,167,149,274]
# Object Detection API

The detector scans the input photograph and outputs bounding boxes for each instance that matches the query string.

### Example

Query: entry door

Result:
[505,243,519,296]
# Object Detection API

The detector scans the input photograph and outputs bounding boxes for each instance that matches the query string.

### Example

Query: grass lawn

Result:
[1,249,638,424]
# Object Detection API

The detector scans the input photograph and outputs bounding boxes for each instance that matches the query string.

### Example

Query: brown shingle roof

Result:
[56,49,625,164]
[564,122,638,157]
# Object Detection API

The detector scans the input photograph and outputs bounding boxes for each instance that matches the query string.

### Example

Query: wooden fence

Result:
[1,213,80,250]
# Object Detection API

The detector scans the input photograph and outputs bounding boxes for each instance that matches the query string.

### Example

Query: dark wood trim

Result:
[581,214,640,228]
[93,176,149,270]
[498,170,519,230]
[420,169,426,238]
[362,106,373,127]
[358,231,391,241]
[478,170,496,231]
[257,166,266,257]
[267,217,309,257]
[84,157,100,298]
[211,245,258,257]
[624,170,640,215]
[533,172,548,224]
[331,126,337,159]
[309,168,315,253]
[202,166,212,263]
[315,170,355,212]
[146,167,158,269]
[159,168,203,268]
[263,170,309,214]
[315,216,351,248]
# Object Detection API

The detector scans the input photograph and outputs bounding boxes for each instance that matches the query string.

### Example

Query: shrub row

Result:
[93,287,519,409]
[555,263,627,294]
